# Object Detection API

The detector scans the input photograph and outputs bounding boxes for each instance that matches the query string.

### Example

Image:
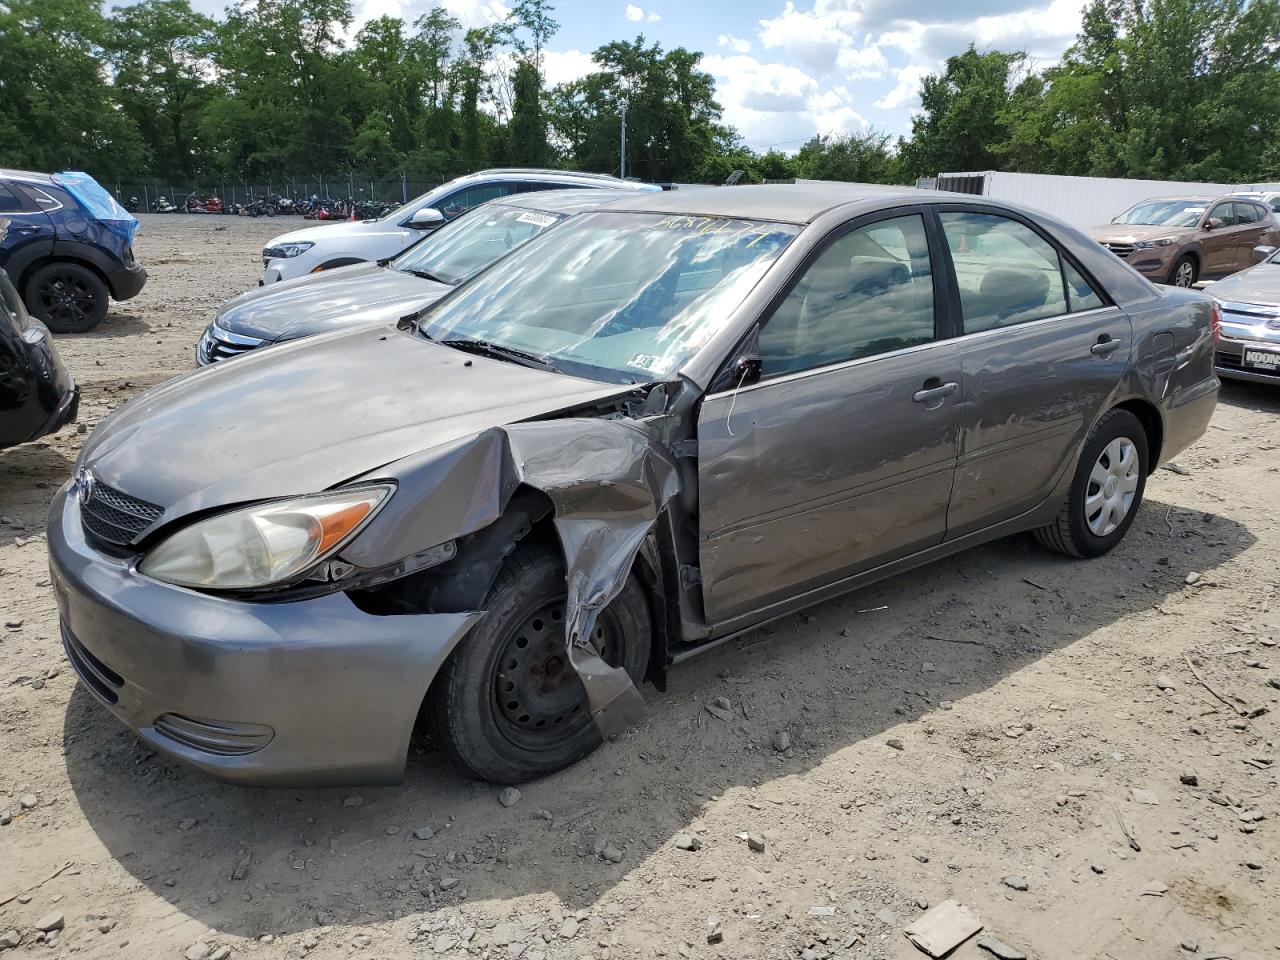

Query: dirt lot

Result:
[1,213,1278,960]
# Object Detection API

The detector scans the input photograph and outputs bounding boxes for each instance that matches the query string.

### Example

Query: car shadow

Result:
[61,494,1256,938]
[1218,377,1280,413]
[55,310,151,340]
[0,442,70,548]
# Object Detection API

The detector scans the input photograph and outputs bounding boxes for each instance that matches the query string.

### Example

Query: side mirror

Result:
[1205,217,1224,230]
[408,207,445,230]
[734,354,762,388]
[1253,244,1278,265]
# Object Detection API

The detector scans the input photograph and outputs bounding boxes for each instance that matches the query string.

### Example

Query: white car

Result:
[1230,190,1280,216]
[260,169,659,283]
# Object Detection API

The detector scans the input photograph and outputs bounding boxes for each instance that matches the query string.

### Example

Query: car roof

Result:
[448,168,655,192]
[490,189,642,215]
[0,168,56,185]
[593,182,1011,223]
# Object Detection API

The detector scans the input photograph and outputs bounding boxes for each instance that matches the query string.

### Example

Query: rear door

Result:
[0,182,55,281]
[1233,202,1268,268]
[1202,202,1240,276]
[696,209,963,624]
[936,207,1133,537]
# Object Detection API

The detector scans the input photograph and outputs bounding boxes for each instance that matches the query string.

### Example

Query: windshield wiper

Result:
[398,266,453,285]
[439,338,557,371]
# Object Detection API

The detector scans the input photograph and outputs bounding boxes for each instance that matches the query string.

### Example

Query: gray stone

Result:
[438,877,461,890]
[433,934,458,953]
[558,918,580,939]
[184,943,211,960]
[19,794,36,810]
[209,948,231,960]
[0,808,10,826]
[1002,876,1029,892]
[771,731,790,752]
[342,795,362,807]
[34,913,63,933]
[413,826,435,840]
[674,833,702,851]
[886,738,905,751]
[746,833,766,853]
[498,787,522,808]
[705,915,723,944]
[0,931,21,951]
[1181,940,1199,953]
[493,924,519,946]
[601,844,624,863]
[705,699,733,722]
[1156,674,1176,691]
[977,935,1027,960]
[876,908,898,926]
[385,825,401,836]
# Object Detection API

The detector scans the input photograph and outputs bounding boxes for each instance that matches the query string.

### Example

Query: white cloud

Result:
[718,33,752,54]
[756,1,858,75]
[625,4,660,22]
[835,43,887,79]
[441,0,510,27]
[873,63,929,110]
[542,48,596,87]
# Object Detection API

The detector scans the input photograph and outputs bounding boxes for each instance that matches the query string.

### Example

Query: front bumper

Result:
[47,483,480,786]
[1214,316,1280,384]
[261,252,318,284]
[196,321,270,365]
[106,261,148,302]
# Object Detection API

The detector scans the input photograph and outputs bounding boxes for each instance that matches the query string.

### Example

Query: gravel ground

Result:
[1,213,1278,960]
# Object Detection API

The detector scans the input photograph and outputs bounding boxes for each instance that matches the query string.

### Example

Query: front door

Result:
[696,211,962,625]
[933,208,1133,535]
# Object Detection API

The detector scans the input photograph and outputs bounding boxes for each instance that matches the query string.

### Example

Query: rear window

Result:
[0,183,24,213]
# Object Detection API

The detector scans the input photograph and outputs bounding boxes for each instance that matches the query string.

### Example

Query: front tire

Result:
[1169,255,1197,288]
[24,262,109,333]
[1034,408,1148,558]
[427,542,651,784]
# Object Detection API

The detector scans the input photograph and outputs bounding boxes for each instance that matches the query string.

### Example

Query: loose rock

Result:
[886,738,905,751]
[34,913,63,933]
[674,832,702,851]
[184,943,211,960]
[706,915,723,944]
[498,787,522,808]
[977,935,1027,960]
[1002,876,1029,892]
[903,900,983,958]
[746,833,766,853]
[0,931,21,950]
[771,731,790,752]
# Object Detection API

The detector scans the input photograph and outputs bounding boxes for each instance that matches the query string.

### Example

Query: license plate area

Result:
[1242,345,1280,371]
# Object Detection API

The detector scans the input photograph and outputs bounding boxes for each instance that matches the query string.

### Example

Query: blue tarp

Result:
[52,171,139,244]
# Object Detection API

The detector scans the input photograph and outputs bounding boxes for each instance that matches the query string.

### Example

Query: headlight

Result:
[262,241,314,259]
[139,485,393,589]
[1133,238,1175,249]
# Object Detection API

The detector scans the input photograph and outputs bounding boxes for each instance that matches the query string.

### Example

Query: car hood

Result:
[78,326,632,522]
[216,263,451,341]
[265,219,414,248]
[1089,223,1193,244]
[1208,262,1280,305]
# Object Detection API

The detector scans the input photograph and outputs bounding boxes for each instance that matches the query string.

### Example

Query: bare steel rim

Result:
[1085,436,1140,537]
[1173,260,1196,287]
[492,599,622,751]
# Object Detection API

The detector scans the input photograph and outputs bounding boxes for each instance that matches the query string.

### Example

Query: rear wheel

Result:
[24,262,109,333]
[1169,255,1197,288]
[427,542,651,784]
[1034,408,1148,558]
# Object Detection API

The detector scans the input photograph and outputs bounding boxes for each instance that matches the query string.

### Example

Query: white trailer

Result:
[936,171,1280,231]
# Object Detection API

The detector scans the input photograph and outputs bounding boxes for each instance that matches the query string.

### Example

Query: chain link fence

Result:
[109,174,442,212]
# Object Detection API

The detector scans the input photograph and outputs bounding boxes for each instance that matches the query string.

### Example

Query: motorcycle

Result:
[151,196,178,214]
[184,192,223,214]
[122,195,140,213]
[244,197,278,218]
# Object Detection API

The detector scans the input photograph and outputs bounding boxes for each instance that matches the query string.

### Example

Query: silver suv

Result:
[259,169,659,283]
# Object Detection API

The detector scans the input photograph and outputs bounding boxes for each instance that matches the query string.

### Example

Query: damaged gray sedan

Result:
[48,184,1219,786]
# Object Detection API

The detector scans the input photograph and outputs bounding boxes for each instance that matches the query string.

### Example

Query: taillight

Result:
[1211,301,1221,344]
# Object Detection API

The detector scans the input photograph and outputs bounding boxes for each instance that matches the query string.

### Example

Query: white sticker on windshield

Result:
[629,353,664,373]
[516,211,557,228]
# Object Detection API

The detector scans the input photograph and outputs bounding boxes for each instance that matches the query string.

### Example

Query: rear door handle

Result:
[1091,336,1124,356]
[912,381,958,403]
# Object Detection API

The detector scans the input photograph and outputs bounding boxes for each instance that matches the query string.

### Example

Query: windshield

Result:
[419,211,799,382]
[1116,199,1208,228]
[392,204,564,285]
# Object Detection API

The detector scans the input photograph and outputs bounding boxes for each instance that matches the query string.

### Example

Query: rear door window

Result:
[938,212,1068,333]
[438,183,518,219]
[0,183,25,213]
[1233,202,1262,224]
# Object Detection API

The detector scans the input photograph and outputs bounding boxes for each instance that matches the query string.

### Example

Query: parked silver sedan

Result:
[49,184,1218,787]
[1209,242,1280,384]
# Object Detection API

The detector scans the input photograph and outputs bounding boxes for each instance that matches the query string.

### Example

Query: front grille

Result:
[198,323,265,364]
[62,624,123,705]
[1219,301,1280,324]
[153,713,274,756]
[80,478,162,547]
[1105,242,1136,258]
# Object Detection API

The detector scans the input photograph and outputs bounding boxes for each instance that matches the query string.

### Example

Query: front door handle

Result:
[912,380,958,404]
[1091,335,1124,356]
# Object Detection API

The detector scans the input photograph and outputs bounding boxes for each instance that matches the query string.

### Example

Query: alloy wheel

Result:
[1174,261,1195,287]
[1085,436,1140,536]
[37,271,98,328]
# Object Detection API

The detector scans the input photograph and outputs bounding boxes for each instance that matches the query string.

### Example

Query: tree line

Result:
[0,0,1277,191]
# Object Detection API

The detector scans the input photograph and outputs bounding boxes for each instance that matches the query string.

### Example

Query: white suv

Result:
[260,169,659,283]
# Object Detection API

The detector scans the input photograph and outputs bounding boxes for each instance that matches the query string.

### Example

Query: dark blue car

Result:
[0,169,146,332]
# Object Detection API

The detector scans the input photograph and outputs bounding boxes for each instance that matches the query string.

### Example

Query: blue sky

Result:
[191,0,1089,149]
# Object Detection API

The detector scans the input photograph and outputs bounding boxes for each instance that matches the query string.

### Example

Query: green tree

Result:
[108,0,215,179]
[0,0,145,177]
[793,131,897,183]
